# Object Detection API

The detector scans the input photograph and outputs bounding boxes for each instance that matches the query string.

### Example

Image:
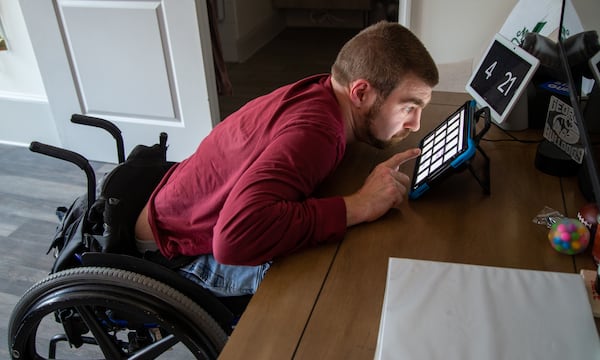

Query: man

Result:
[135,21,438,296]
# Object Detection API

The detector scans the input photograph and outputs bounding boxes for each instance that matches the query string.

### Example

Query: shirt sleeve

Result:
[212,120,347,266]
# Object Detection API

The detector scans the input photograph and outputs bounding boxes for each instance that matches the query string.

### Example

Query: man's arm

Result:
[212,126,346,266]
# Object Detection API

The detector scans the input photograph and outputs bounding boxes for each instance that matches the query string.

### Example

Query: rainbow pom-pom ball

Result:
[548,218,590,255]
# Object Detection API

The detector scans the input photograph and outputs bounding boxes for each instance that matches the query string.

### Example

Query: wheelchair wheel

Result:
[8,267,228,359]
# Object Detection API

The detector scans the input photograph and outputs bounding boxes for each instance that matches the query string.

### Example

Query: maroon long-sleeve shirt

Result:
[147,75,348,265]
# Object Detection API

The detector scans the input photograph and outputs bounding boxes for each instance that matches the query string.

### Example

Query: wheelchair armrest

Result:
[80,252,236,332]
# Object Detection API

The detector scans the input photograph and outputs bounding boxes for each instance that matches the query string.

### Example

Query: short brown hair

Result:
[332,21,439,98]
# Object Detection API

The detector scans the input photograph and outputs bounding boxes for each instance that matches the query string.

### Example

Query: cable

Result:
[481,123,545,144]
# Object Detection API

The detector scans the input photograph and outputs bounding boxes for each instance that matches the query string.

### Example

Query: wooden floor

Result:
[1,27,357,358]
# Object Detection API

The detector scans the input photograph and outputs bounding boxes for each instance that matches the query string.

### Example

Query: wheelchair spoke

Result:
[75,305,124,359]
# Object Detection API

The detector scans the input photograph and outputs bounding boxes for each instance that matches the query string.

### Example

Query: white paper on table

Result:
[375,258,600,360]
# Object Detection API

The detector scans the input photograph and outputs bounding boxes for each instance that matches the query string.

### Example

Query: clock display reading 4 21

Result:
[484,61,518,96]
[466,33,540,124]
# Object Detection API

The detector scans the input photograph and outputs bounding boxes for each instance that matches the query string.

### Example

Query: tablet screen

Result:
[412,104,468,189]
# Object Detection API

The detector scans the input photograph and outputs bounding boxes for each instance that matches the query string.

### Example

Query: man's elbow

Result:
[213,245,244,265]
[212,237,265,266]
[212,212,276,266]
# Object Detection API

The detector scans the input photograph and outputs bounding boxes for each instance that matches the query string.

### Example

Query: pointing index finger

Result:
[385,148,421,170]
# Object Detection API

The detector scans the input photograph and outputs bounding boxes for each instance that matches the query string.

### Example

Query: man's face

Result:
[358,75,432,149]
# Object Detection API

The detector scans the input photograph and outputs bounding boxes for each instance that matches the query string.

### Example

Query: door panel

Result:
[60,1,178,121]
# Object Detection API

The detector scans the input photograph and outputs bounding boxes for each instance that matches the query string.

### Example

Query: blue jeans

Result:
[178,254,271,297]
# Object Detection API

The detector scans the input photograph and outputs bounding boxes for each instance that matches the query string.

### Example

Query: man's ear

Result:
[348,79,374,108]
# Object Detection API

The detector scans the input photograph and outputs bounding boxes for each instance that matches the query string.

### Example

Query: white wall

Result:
[412,0,518,65]
[0,1,59,146]
[0,2,44,97]
[411,0,518,92]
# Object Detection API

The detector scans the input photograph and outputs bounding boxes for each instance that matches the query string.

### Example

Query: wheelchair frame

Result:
[8,115,248,359]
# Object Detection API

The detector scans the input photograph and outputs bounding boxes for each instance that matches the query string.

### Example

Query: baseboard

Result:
[0,94,60,146]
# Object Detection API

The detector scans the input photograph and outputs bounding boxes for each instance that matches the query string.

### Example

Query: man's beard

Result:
[357,97,410,149]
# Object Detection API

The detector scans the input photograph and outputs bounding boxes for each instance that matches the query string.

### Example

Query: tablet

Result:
[590,50,600,85]
[409,101,477,200]
[466,33,540,124]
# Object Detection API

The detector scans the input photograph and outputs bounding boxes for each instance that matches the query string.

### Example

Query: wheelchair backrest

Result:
[50,137,175,273]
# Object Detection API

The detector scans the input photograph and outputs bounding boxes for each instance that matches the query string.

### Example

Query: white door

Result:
[19,0,219,163]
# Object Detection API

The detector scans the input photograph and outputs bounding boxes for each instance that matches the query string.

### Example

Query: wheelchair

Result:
[8,115,250,359]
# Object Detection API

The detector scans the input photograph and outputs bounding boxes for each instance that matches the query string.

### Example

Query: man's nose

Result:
[405,108,422,132]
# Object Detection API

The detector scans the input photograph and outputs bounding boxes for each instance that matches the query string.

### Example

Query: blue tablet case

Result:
[409,101,491,200]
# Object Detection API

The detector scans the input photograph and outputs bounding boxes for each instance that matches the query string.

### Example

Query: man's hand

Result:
[344,148,420,226]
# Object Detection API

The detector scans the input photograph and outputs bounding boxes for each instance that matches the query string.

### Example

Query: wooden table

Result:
[219,92,597,359]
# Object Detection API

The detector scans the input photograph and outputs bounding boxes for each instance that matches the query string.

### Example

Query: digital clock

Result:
[466,33,540,124]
